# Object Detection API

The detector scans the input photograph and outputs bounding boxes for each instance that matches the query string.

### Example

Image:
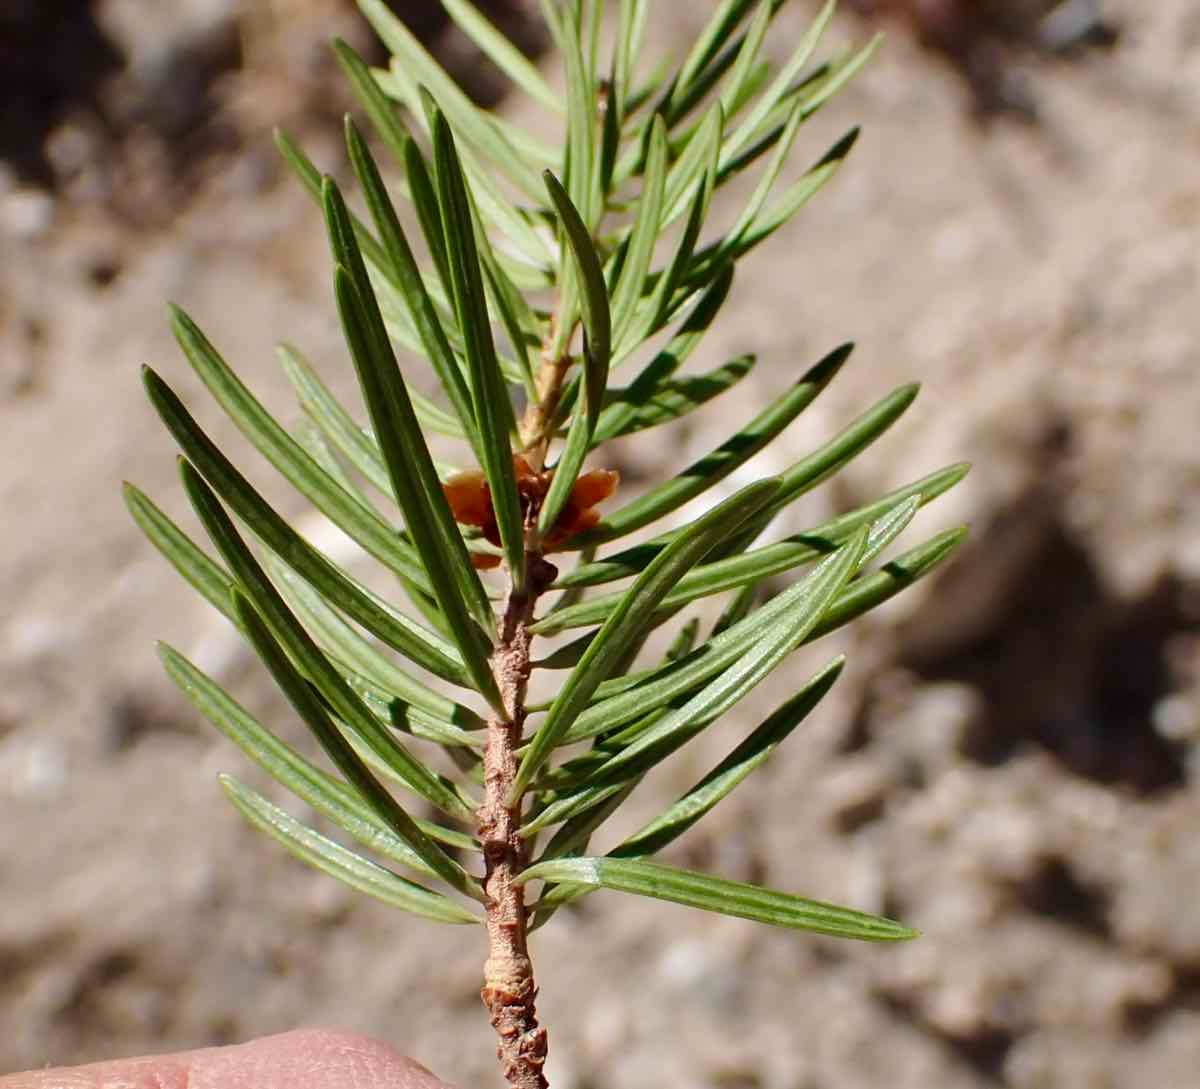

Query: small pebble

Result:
[0,732,69,801]
[1152,694,1196,742]
[0,189,56,240]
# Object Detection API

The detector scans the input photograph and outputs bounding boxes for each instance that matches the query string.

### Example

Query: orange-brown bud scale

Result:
[442,456,618,555]
[442,469,492,527]
[568,468,620,509]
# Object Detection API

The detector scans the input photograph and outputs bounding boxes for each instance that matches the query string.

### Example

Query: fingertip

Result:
[198,1028,456,1089]
[0,1030,455,1089]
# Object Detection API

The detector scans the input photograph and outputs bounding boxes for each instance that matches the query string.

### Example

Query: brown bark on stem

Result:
[479,332,572,1088]
[519,356,567,470]
[479,560,556,1089]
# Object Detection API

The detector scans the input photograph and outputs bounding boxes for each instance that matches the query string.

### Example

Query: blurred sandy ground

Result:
[1,2,1198,1087]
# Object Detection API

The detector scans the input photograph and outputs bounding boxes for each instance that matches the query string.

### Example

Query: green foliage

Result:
[129,0,966,950]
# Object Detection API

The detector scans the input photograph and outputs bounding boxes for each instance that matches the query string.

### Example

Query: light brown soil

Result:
[2,3,1198,1087]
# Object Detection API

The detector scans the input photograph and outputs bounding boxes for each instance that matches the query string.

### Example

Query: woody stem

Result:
[478,339,570,1089]
[519,317,576,471]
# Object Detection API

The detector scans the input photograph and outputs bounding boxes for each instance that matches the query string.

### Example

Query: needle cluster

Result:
[126,3,968,1087]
